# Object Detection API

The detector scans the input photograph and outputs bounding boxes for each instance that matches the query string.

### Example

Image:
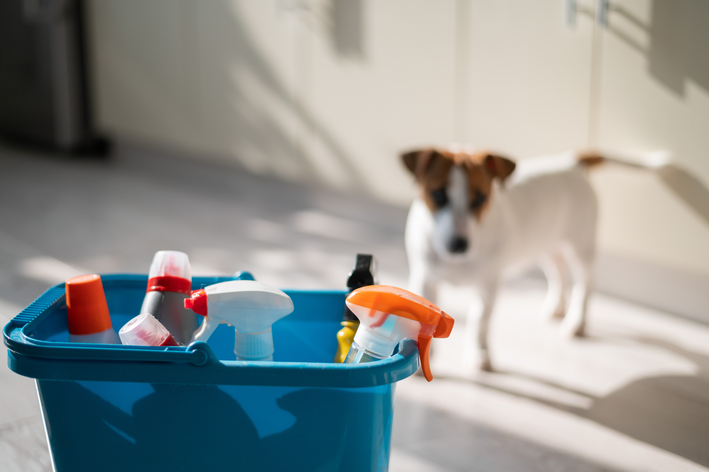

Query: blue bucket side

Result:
[38,379,394,472]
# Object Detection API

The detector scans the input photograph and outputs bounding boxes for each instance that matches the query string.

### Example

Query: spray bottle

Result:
[184,280,294,361]
[344,285,454,381]
[334,254,376,363]
[66,274,120,344]
[140,250,197,345]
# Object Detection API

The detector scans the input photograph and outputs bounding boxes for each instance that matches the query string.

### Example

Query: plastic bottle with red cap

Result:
[66,274,121,344]
[140,250,197,345]
[344,285,455,381]
[119,313,180,347]
[184,280,294,361]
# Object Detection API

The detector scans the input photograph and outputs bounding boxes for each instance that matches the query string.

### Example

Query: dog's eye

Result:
[430,188,449,207]
[470,192,487,210]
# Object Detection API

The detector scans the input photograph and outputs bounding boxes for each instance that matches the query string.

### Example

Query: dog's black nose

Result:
[448,237,469,254]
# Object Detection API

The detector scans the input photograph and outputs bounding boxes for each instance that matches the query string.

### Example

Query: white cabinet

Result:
[592,0,709,273]
[589,0,709,319]
[194,1,310,179]
[308,0,457,203]
[87,0,203,152]
[459,0,595,158]
[88,0,456,204]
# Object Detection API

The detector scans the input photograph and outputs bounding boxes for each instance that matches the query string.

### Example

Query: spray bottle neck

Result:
[352,325,400,360]
[234,330,274,360]
[345,340,384,364]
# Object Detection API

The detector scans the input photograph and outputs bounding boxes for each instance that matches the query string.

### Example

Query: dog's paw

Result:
[539,304,566,322]
[464,349,493,372]
[560,318,586,338]
[479,356,493,372]
[539,296,566,321]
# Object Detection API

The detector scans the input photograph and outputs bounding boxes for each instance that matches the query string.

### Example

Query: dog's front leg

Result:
[463,280,499,372]
[560,245,594,337]
[408,266,438,304]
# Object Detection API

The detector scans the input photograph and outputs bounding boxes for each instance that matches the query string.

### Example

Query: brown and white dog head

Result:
[402,148,516,260]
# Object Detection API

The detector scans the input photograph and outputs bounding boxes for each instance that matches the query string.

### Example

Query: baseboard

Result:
[595,252,709,325]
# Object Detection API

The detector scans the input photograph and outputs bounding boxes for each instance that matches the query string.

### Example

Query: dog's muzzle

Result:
[447,236,469,254]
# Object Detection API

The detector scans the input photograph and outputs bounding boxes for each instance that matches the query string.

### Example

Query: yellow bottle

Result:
[334,254,376,363]
[334,320,360,363]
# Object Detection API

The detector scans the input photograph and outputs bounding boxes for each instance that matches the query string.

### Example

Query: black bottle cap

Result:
[343,254,376,321]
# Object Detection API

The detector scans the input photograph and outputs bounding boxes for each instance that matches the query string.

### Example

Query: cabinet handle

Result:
[565,0,609,29]
[564,0,578,28]
[595,0,609,27]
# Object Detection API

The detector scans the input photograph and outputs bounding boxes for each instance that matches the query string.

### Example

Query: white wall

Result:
[88,0,457,204]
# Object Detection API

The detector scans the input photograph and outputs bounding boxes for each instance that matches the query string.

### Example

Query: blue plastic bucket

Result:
[4,275,418,472]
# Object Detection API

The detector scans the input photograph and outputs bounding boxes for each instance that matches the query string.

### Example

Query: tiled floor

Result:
[1,142,708,471]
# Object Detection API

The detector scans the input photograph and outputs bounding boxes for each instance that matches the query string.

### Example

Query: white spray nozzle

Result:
[184,280,294,360]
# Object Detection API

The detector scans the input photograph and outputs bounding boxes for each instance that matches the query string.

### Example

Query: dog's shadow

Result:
[434,336,709,467]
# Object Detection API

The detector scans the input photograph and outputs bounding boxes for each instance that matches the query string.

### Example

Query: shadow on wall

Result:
[199,2,368,191]
[330,0,365,59]
[656,162,709,226]
[608,0,709,97]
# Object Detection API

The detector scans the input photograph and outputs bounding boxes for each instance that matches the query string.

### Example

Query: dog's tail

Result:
[579,149,709,225]
[577,149,672,170]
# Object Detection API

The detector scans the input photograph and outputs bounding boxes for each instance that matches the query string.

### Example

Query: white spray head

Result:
[184,280,294,360]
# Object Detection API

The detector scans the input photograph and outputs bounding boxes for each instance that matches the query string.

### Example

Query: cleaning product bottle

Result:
[334,254,377,363]
[140,250,197,345]
[66,274,120,344]
[344,285,455,381]
[184,280,294,361]
[119,313,180,347]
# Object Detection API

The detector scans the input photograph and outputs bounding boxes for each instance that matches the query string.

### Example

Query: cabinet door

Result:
[87,0,203,152]
[591,0,709,318]
[307,0,458,204]
[459,0,595,158]
[195,1,310,178]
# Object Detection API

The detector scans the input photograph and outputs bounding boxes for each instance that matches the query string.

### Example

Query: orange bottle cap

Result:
[65,274,113,335]
[346,285,454,381]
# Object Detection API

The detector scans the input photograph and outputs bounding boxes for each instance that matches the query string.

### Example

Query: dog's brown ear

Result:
[401,149,437,181]
[483,154,516,182]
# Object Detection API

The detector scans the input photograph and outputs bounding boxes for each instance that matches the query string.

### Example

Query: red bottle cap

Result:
[184,289,208,317]
[66,274,113,335]
[146,251,192,295]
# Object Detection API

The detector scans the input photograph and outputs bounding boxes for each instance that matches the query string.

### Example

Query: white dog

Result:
[402,147,664,371]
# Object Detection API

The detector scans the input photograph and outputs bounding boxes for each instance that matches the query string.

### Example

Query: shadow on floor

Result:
[442,336,709,467]
[393,396,621,472]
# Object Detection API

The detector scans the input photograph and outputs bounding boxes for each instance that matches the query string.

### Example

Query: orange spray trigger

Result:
[345,285,455,382]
